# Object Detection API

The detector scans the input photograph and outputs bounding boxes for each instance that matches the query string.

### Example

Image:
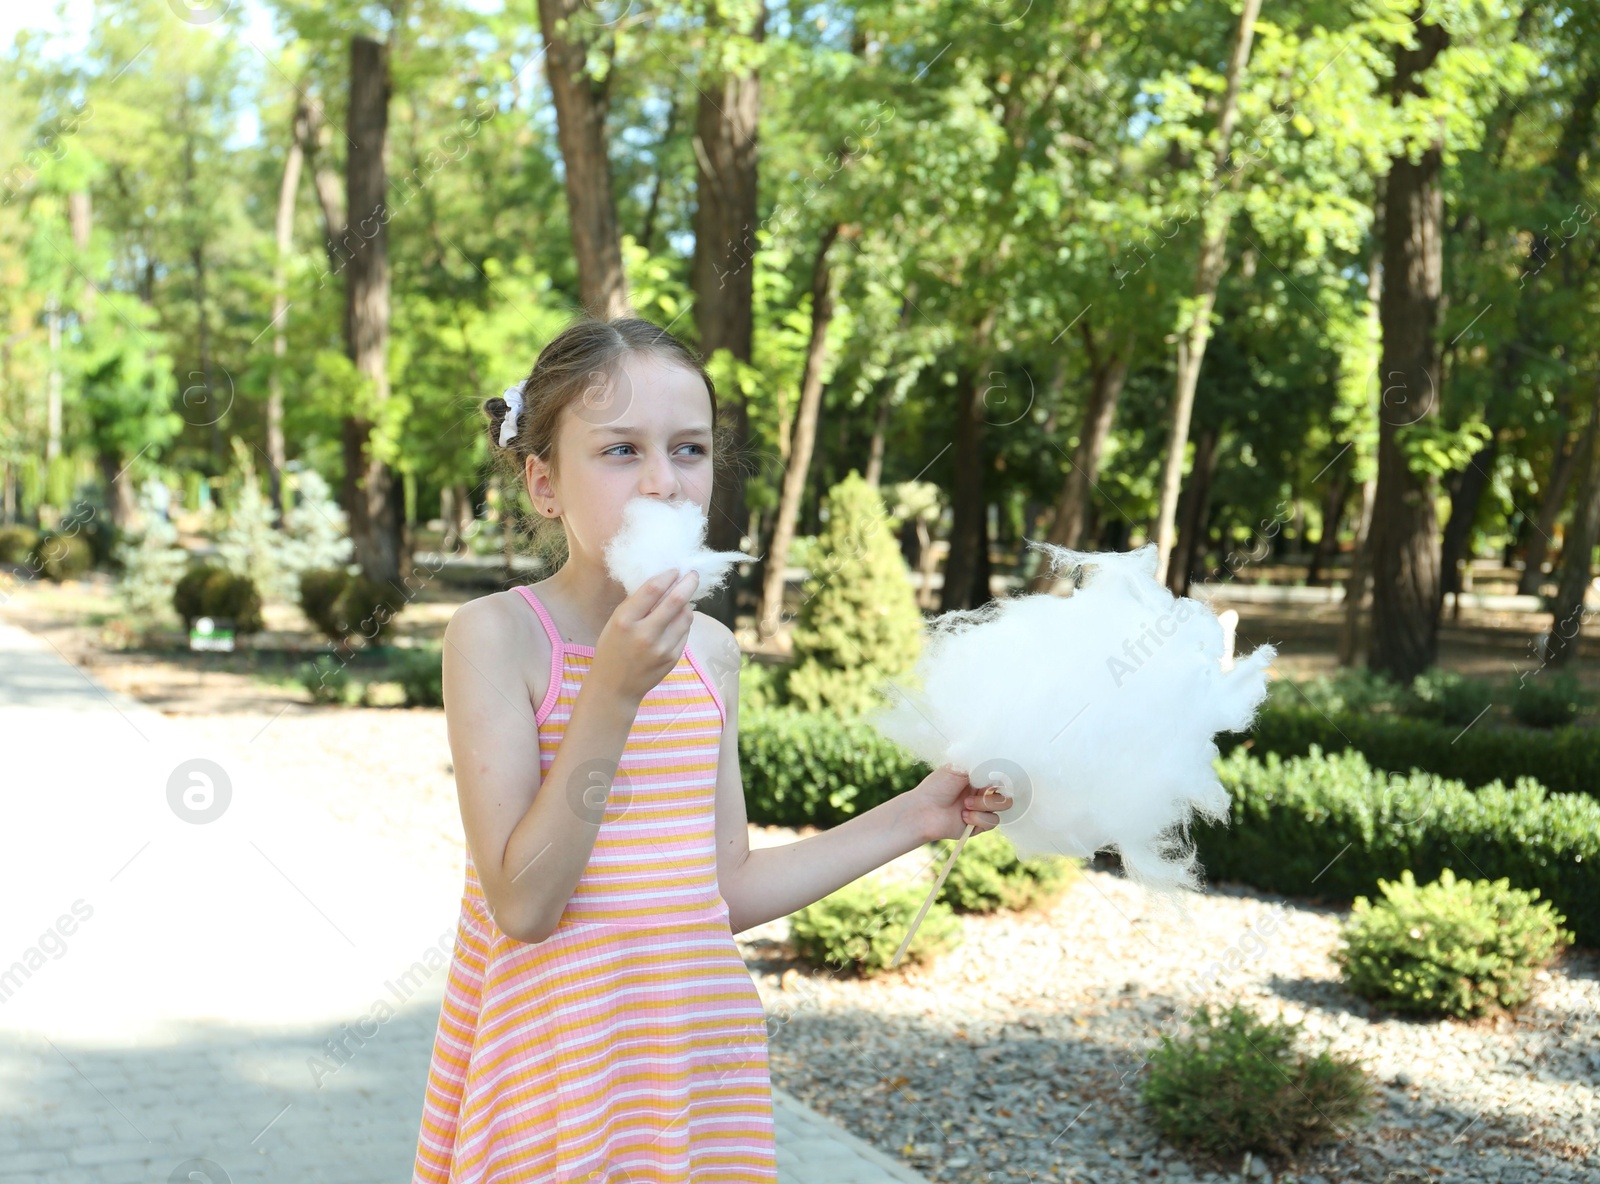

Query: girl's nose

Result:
[637,449,679,499]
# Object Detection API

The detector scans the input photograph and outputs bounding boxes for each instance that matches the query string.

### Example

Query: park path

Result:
[0,618,928,1184]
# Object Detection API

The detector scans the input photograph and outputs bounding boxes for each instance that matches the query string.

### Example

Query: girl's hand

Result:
[906,764,1014,843]
[590,568,700,703]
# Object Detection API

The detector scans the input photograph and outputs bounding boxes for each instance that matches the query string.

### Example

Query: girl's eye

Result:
[603,443,708,457]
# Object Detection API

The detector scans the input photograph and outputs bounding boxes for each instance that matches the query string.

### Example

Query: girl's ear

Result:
[525,453,561,517]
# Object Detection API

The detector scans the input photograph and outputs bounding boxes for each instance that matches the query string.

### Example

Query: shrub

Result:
[784,471,924,716]
[933,828,1079,913]
[297,655,356,705]
[1400,669,1496,728]
[297,568,404,645]
[173,564,264,635]
[1141,1003,1371,1159]
[1270,668,1405,716]
[28,530,93,580]
[0,525,39,565]
[738,705,929,829]
[199,570,265,635]
[1334,868,1572,1018]
[1221,701,1599,798]
[113,487,188,626]
[1511,671,1586,729]
[174,564,221,629]
[789,877,961,977]
[392,647,443,707]
[738,655,786,712]
[299,568,352,640]
[1194,745,1600,946]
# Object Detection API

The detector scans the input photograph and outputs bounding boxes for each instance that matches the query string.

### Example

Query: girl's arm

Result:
[697,617,1010,935]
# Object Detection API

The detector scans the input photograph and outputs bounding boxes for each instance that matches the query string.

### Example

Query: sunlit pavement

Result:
[0,621,924,1183]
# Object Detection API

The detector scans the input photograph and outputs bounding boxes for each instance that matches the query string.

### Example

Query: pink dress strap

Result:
[513,585,567,726]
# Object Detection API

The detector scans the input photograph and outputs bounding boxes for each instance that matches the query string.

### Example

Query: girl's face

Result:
[525,350,715,574]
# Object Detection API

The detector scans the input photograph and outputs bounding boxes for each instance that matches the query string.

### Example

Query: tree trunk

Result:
[267,100,309,523]
[1306,467,1350,587]
[1519,415,1581,595]
[342,36,403,586]
[1151,0,1261,585]
[692,3,766,628]
[757,224,839,641]
[1438,428,1499,605]
[941,306,999,612]
[1027,327,1130,592]
[537,0,633,318]
[1338,474,1378,666]
[863,388,892,488]
[1170,423,1220,596]
[1367,13,1450,683]
[1545,377,1600,668]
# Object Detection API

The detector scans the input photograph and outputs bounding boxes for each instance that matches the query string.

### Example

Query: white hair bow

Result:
[499,381,525,447]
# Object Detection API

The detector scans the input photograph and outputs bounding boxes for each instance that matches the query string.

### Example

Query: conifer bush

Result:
[1141,1003,1371,1159]
[789,877,960,977]
[784,471,924,717]
[1334,869,1572,1018]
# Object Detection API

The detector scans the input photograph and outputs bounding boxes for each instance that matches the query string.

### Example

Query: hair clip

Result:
[499,381,525,447]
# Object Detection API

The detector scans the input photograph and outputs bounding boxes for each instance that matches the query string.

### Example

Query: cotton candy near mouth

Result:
[602,497,749,604]
[869,543,1276,893]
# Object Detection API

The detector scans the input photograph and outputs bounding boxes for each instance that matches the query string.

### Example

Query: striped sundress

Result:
[411,584,778,1182]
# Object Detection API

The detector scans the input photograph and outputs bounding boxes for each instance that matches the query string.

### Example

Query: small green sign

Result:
[189,615,236,652]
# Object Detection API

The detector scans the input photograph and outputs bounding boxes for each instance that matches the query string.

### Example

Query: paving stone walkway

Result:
[0,618,928,1183]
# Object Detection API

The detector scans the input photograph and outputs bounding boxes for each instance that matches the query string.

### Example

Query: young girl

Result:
[410,316,1012,1183]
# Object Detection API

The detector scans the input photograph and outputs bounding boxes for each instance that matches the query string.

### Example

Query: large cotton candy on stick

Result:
[603,496,749,605]
[869,542,1276,966]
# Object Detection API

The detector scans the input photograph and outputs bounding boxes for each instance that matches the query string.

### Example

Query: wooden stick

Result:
[889,821,976,969]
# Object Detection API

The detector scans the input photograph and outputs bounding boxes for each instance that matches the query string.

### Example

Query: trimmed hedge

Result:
[1196,745,1600,946]
[1222,702,1599,799]
[738,706,927,828]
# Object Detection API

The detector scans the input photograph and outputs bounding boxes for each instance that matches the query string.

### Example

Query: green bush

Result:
[198,570,265,635]
[298,568,352,640]
[738,705,929,829]
[1511,671,1587,729]
[933,828,1079,913]
[392,646,443,707]
[1334,868,1572,1018]
[0,525,39,565]
[297,655,357,706]
[1141,1003,1371,1159]
[297,568,404,645]
[1400,669,1496,728]
[1221,701,1599,798]
[1194,745,1600,946]
[1271,668,1405,716]
[784,471,924,716]
[738,655,786,713]
[28,530,93,580]
[789,877,961,977]
[174,564,221,629]
[173,564,264,635]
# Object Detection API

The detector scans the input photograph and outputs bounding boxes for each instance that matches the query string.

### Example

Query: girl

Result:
[411,316,1012,1183]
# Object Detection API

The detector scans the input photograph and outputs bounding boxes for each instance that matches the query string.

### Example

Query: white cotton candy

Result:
[868,542,1277,894]
[602,496,748,605]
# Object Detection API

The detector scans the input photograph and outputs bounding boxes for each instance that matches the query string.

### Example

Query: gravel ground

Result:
[42,679,1600,1184]
[737,831,1600,1184]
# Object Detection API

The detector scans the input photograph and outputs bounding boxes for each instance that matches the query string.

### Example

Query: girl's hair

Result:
[484,315,738,570]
